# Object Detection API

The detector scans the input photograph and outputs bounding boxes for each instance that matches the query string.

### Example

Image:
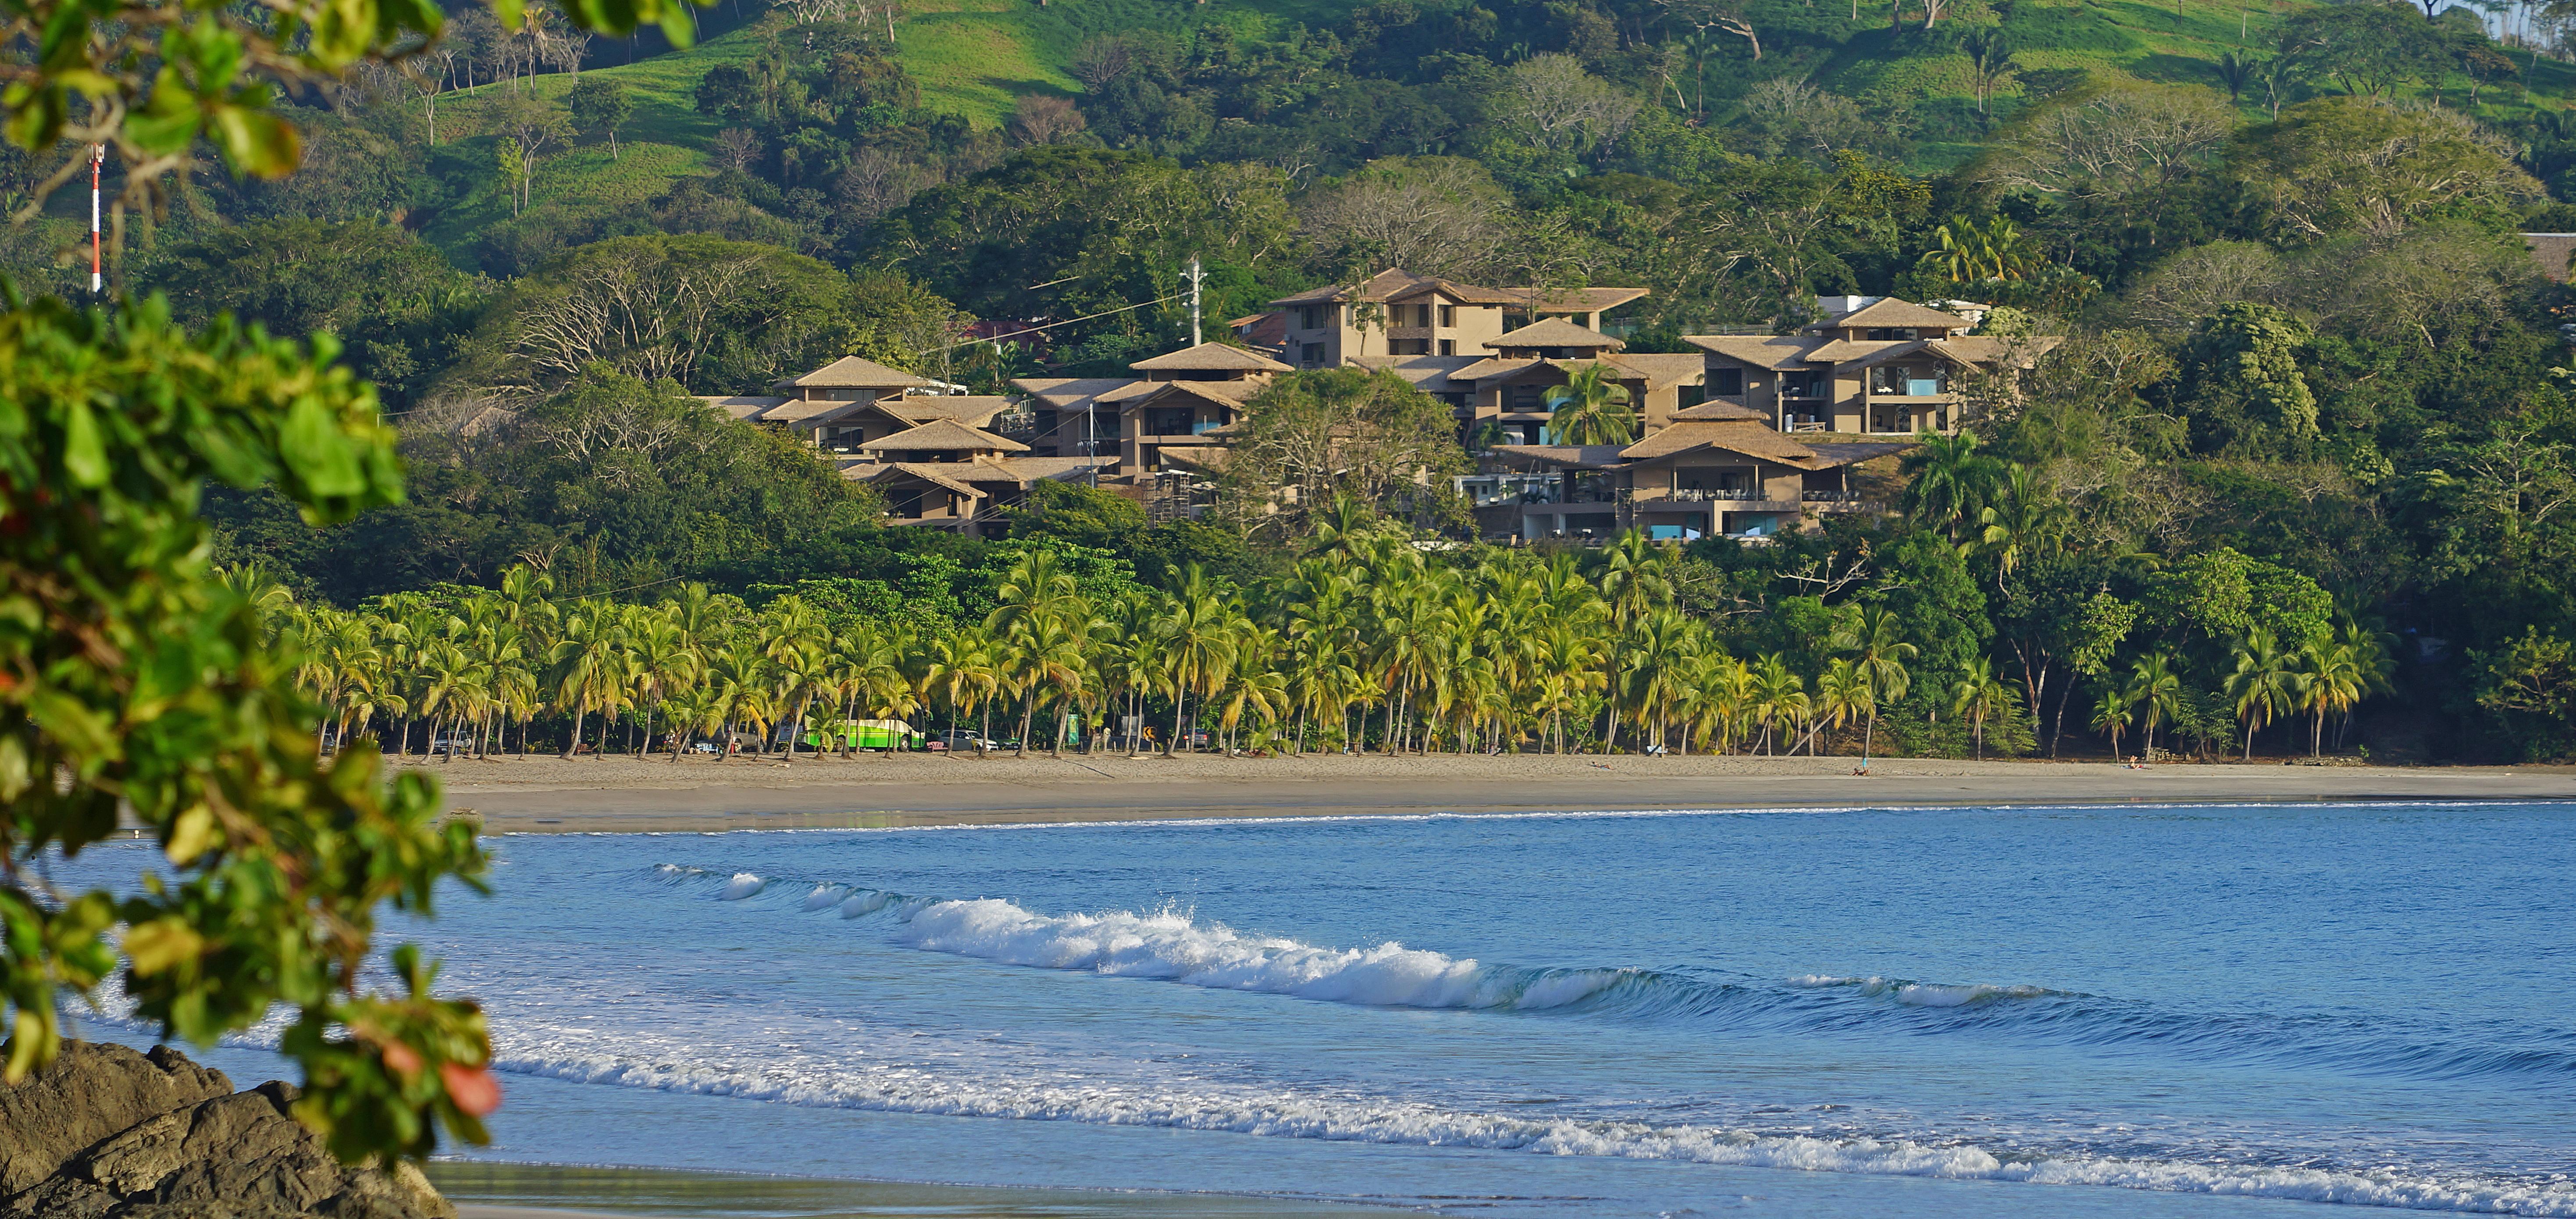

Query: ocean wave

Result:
[488,1028,2576,1216]
[648,865,2576,1088]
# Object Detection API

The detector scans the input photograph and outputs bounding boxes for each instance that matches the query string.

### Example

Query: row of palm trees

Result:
[274,532,2045,762]
[2088,624,2394,761]
[268,518,2389,763]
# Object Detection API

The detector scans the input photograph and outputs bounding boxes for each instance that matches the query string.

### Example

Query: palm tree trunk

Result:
[562,709,583,759]
[1168,690,1186,757]
[1017,689,1037,758]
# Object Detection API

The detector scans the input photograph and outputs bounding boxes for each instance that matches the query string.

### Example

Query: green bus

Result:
[803,718,925,751]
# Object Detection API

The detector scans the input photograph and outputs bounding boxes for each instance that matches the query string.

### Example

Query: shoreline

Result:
[430,1159,1413,1217]
[381,752,2576,834]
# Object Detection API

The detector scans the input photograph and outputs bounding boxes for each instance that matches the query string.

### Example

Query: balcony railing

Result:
[1654,488,1762,503]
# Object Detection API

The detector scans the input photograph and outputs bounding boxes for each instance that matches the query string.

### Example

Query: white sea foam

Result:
[719,873,766,901]
[486,1028,2576,1217]
[892,897,1627,1011]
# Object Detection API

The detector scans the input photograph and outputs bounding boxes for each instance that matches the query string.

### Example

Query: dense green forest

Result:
[14,0,2576,759]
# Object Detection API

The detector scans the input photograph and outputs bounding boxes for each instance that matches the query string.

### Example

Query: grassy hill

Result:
[414,0,2576,268]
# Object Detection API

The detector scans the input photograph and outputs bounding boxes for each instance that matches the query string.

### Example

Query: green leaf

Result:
[59,400,105,485]
[209,105,301,180]
[280,394,365,498]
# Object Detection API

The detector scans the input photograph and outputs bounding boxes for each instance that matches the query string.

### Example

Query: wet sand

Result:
[394,752,2576,834]
[431,1161,1408,1217]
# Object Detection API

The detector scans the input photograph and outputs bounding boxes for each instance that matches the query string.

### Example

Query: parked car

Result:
[690,741,722,754]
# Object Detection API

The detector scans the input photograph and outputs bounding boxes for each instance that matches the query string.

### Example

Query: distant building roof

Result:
[1671,400,1771,422]
[1012,377,1135,410]
[781,356,935,390]
[700,395,793,421]
[1620,421,1826,467]
[1130,341,1294,373]
[1271,269,1648,314]
[1346,355,1482,394]
[1814,299,1974,333]
[852,462,988,497]
[856,418,1029,453]
[1600,353,1705,389]
[1486,443,1634,470]
[1489,317,1625,351]
[1686,335,1828,370]
[883,396,1015,428]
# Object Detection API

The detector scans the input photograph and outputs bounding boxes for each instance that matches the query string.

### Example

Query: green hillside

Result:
[412,0,2576,274]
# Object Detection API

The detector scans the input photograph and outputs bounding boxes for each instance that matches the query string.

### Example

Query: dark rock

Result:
[0,1043,231,1197]
[0,1043,452,1219]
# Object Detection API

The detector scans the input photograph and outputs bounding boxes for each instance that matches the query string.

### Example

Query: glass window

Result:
[1711,367,1745,396]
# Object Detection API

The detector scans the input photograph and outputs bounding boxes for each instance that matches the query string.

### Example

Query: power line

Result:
[915,291,1189,357]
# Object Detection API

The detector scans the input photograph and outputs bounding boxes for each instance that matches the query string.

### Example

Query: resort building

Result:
[1258,269,1648,368]
[1477,407,1910,542]
[741,284,2045,542]
[1686,298,2053,436]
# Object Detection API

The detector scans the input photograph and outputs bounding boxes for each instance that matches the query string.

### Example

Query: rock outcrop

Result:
[0,1041,452,1219]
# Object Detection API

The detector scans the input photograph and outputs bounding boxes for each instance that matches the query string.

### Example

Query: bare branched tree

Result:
[713,126,763,173]
[1982,85,2234,202]
[1490,55,1640,159]
[835,147,936,226]
[1296,157,1512,281]
[1009,95,1087,146]
[512,246,780,390]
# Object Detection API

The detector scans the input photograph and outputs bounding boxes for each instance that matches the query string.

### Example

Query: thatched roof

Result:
[1271,270,1647,314]
[1487,444,1633,470]
[884,396,1014,428]
[1620,421,1825,467]
[1489,317,1625,351]
[1818,298,1973,332]
[1686,335,1828,370]
[857,418,1028,453]
[780,356,934,390]
[1130,342,1293,373]
[852,462,987,497]
[700,395,793,421]
[1672,400,1772,422]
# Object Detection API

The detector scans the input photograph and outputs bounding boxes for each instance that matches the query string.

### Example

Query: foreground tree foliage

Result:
[0,0,708,1169]
[0,290,495,1158]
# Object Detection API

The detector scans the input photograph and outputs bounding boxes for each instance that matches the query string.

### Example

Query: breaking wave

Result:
[492,1022,2576,1216]
[648,864,2576,1090]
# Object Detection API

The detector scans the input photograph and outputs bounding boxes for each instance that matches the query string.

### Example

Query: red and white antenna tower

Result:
[88,144,103,296]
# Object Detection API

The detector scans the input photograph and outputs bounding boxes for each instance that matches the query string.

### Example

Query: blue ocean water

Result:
[58,802,2576,1216]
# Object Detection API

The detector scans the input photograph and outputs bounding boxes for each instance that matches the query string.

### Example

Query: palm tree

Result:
[1951,657,2009,759]
[1899,431,2008,544]
[2125,653,2184,761]
[1976,463,2067,580]
[1832,604,1917,761]
[2223,630,2298,761]
[548,604,620,758]
[1750,653,1806,756]
[2090,684,2133,758]
[923,630,1003,754]
[1814,658,1871,756]
[1155,567,1241,756]
[1962,29,2016,114]
[2300,640,2368,759]
[1543,361,1639,446]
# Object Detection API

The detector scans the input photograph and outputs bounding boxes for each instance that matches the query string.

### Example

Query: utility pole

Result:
[88,144,103,297]
[1185,256,1205,346]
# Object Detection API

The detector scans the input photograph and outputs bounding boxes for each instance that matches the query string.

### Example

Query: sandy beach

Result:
[390,751,2576,834]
